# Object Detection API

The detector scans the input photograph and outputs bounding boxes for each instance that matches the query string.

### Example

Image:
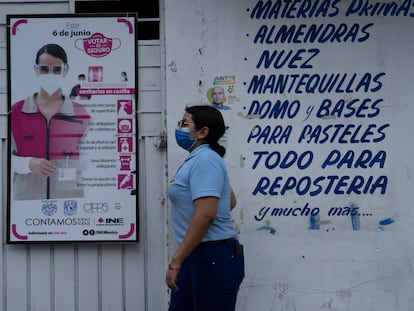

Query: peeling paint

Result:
[167,60,177,72]
[350,204,360,230]
[236,112,261,119]
[379,217,394,226]
[240,154,245,167]
[257,225,276,235]
[309,213,320,230]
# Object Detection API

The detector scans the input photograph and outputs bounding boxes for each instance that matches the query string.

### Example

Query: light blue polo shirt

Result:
[168,144,237,244]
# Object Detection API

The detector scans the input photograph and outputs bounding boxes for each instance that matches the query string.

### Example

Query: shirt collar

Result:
[21,93,76,116]
[185,144,209,161]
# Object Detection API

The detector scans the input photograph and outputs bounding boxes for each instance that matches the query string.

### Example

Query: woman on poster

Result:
[11,43,90,200]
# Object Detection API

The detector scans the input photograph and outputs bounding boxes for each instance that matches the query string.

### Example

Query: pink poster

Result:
[7,14,138,243]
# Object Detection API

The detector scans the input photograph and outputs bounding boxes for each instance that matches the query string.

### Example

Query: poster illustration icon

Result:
[75,32,121,58]
[118,137,133,153]
[118,118,133,133]
[118,174,133,189]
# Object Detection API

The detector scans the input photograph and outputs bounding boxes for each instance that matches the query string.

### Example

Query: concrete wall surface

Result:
[164,0,414,310]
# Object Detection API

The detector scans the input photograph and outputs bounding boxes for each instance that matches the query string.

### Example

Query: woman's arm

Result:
[230,191,237,210]
[12,155,56,176]
[11,134,56,176]
[166,196,218,291]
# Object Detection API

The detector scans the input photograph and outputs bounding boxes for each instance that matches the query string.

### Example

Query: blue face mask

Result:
[175,128,196,150]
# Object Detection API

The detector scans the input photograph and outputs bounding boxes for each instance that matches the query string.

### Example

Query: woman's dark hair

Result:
[35,43,68,64]
[186,105,226,157]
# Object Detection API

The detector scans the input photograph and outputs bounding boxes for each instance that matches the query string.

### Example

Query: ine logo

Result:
[96,217,124,226]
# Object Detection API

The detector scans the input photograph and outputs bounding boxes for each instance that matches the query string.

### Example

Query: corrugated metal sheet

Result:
[0,2,167,311]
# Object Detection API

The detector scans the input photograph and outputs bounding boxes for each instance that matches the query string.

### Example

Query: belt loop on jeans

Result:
[197,237,237,248]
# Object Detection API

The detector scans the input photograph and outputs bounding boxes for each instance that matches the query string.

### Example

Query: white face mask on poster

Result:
[37,73,64,95]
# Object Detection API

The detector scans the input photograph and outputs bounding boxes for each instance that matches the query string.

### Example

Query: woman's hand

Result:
[166,264,180,291]
[29,158,57,177]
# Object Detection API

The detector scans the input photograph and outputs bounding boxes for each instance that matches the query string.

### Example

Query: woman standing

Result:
[166,105,244,311]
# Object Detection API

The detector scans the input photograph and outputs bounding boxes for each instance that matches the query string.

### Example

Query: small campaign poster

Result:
[7,14,138,243]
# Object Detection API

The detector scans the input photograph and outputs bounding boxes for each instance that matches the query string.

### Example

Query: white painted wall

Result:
[164,0,414,310]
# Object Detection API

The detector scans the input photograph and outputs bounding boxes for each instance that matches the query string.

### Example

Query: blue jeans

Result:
[169,239,245,311]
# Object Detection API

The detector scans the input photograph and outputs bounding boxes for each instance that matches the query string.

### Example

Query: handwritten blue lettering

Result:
[247,72,385,94]
[321,149,386,169]
[297,123,389,144]
[247,125,292,144]
[254,203,320,222]
[252,150,313,169]
[252,175,387,196]
[256,48,319,69]
[345,0,414,17]
[328,205,359,216]
[250,0,340,19]
[252,23,372,44]
[247,99,300,119]
[317,98,381,118]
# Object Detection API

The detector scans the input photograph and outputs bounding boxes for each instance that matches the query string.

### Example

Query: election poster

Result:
[7,14,138,243]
